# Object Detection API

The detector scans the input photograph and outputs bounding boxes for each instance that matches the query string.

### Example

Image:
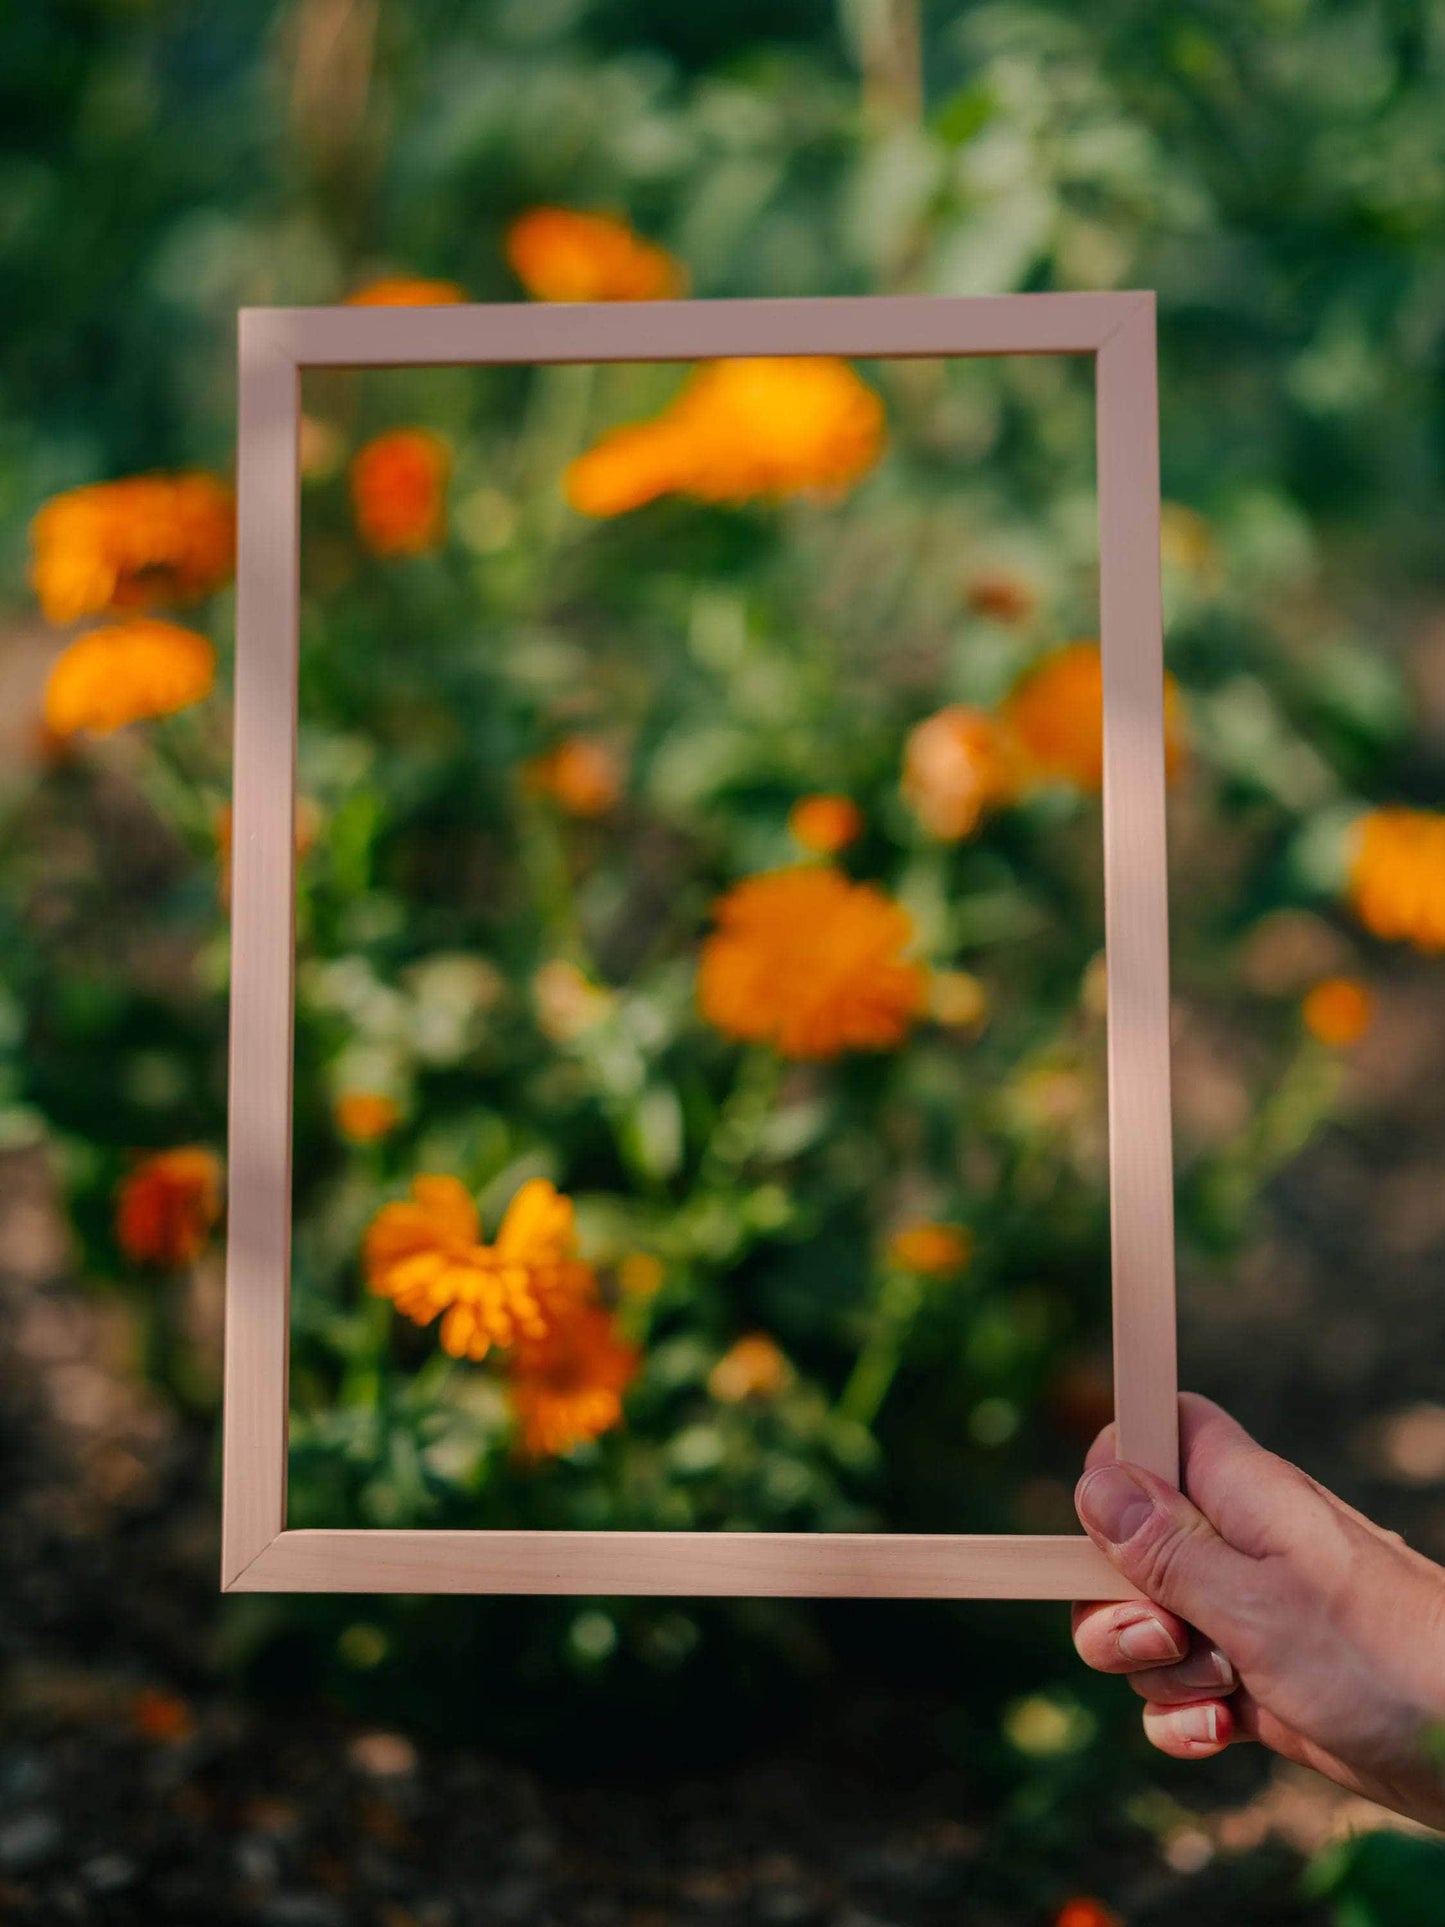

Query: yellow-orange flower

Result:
[698,866,926,1059]
[116,1148,223,1267]
[346,276,465,306]
[44,619,215,737]
[350,429,451,556]
[364,1175,592,1361]
[30,473,234,626]
[566,357,885,517]
[1348,808,1445,952]
[1301,977,1374,1048]
[928,969,989,1032]
[618,1252,665,1299]
[522,736,624,816]
[788,794,864,856]
[901,706,1020,841]
[505,207,685,303]
[509,1303,638,1457]
[708,1333,791,1403]
[1004,641,1187,791]
[887,1221,973,1277]
[335,1091,402,1142]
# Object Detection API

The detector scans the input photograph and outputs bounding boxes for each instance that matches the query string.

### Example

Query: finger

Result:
[1084,1422,1118,1473]
[1141,1697,1238,1759]
[1127,1638,1237,1705]
[1075,1458,1265,1655]
[1071,1599,1191,1674]
[1177,1393,1327,1559]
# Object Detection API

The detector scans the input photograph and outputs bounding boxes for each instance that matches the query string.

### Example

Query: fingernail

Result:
[1078,1465,1155,1545]
[1174,1703,1222,1747]
[1177,1645,1236,1693]
[1117,1615,1183,1664]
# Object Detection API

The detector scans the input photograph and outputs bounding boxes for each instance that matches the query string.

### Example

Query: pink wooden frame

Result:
[223,292,1175,1599]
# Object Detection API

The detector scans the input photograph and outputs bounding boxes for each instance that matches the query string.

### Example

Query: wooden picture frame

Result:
[223,291,1175,1599]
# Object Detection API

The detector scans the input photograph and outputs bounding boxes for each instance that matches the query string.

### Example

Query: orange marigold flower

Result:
[522,736,624,817]
[1004,641,1187,792]
[901,705,1020,841]
[1302,975,1375,1049]
[351,428,451,557]
[509,1302,639,1457]
[31,472,234,625]
[44,619,216,737]
[346,276,465,306]
[887,1221,973,1277]
[505,207,685,303]
[789,793,864,856]
[565,357,885,517]
[1348,808,1445,952]
[116,1148,223,1267]
[708,1333,791,1403]
[1054,1900,1123,1927]
[335,1091,402,1143]
[698,866,926,1060]
[364,1175,592,1361]
[966,569,1037,624]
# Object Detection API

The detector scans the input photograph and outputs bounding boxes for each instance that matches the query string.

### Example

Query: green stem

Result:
[696,1047,784,1190]
[839,1267,924,1428]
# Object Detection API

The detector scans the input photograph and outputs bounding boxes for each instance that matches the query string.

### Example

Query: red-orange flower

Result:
[506,208,685,303]
[364,1175,592,1361]
[1302,975,1375,1048]
[350,429,451,556]
[346,276,465,306]
[1054,1900,1123,1927]
[566,358,885,517]
[788,794,864,856]
[116,1149,223,1267]
[1348,808,1445,952]
[44,619,216,737]
[902,706,1020,841]
[522,736,624,816]
[509,1302,639,1457]
[698,866,926,1060]
[1004,641,1187,791]
[30,473,234,626]
[708,1333,791,1403]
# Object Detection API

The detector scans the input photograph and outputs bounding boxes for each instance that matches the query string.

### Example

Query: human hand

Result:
[1072,1393,1445,1828]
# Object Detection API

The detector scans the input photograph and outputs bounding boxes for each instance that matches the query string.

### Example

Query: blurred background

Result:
[3,3,1445,1922]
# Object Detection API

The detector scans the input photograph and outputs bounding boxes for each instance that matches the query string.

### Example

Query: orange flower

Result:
[351,429,451,556]
[346,276,465,306]
[698,866,926,1059]
[30,473,234,625]
[509,1303,638,1457]
[116,1149,223,1267]
[131,1687,195,1745]
[901,706,1020,841]
[618,1252,664,1299]
[1302,976,1375,1048]
[1054,1901,1123,1927]
[966,569,1036,624]
[364,1175,592,1361]
[1004,641,1187,791]
[708,1333,791,1403]
[789,794,864,856]
[44,619,216,737]
[1348,808,1445,952]
[887,1222,972,1277]
[505,207,685,303]
[565,357,885,517]
[522,736,624,816]
[335,1092,402,1143]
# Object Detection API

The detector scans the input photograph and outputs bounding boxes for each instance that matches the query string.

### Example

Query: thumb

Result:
[1075,1460,1261,1643]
